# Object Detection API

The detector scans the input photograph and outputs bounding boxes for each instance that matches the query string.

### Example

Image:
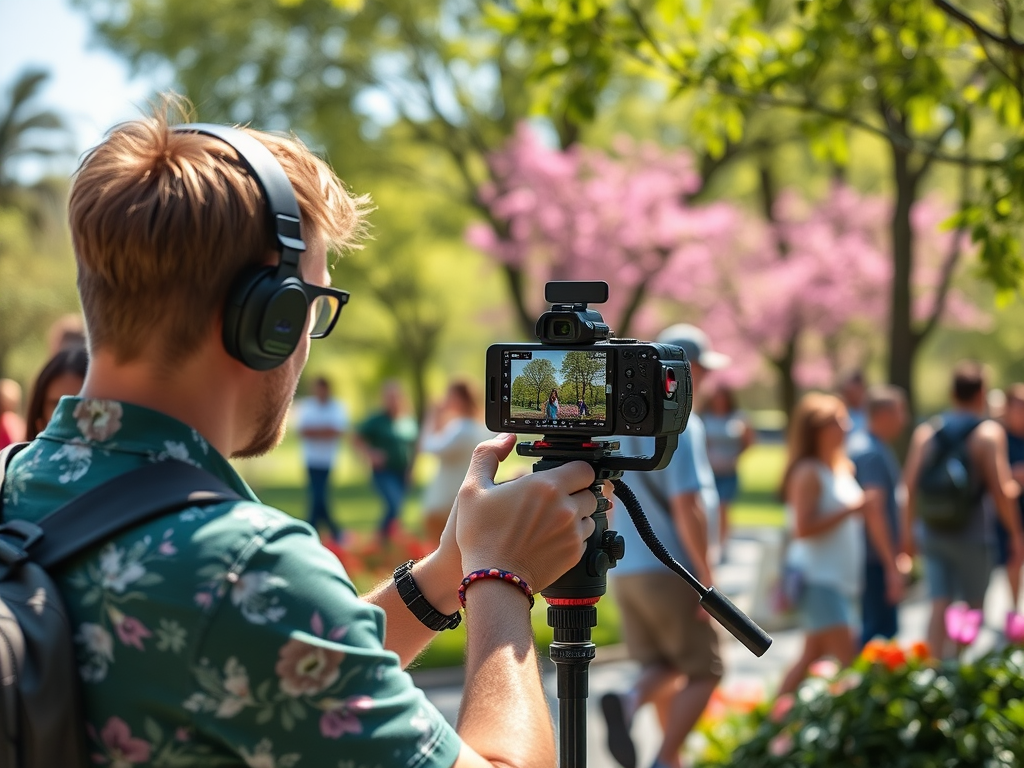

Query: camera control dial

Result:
[620,394,648,423]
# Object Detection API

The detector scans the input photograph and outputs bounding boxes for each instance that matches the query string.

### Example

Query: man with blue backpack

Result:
[903,360,1024,658]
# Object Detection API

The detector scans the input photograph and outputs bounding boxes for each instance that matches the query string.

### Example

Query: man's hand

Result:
[884,565,905,605]
[455,433,598,591]
[368,449,387,471]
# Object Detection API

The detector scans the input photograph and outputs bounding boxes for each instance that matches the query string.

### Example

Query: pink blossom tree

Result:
[466,123,710,336]
[469,125,982,413]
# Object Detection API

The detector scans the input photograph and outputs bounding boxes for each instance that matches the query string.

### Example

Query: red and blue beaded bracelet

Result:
[458,568,535,609]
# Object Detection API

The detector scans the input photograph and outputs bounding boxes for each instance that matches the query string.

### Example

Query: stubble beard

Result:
[232,364,297,459]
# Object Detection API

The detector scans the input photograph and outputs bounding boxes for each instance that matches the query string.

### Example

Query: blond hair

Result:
[68,95,371,366]
[781,392,848,496]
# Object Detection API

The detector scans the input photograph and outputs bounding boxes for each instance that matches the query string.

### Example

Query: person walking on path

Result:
[903,361,1024,658]
[1,104,603,768]
[702,382,754,563]
[355,379,418,541]
[997,384,1024,628]
[295,375,349,543]
[847,385,908,647]
[419,379,492,548]
[777,393,867,696]
[601,323,729,768]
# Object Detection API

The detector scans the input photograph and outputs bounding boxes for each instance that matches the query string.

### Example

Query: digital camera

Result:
[485,281,693,470]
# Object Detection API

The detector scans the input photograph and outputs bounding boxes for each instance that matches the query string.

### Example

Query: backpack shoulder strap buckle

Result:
[0,519,44,568]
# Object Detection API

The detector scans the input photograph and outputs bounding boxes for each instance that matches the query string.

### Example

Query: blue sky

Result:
[0,0,165,181]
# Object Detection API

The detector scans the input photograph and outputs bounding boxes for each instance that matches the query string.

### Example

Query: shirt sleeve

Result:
[186,521,461,768]
[420,421,457,455]
[665,426,702,499]
[854,451,888,491]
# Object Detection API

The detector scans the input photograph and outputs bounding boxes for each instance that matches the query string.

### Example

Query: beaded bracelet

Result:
[458,568,535,609]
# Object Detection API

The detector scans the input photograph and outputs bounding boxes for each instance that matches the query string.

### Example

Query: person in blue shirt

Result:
[600,324,729,768]
[545,388,560,421]
[847,385,909,647]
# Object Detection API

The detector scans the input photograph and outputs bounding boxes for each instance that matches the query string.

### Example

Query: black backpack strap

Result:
[0,459,242,572]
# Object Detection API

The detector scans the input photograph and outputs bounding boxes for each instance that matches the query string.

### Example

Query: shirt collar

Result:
[40,396,258,501]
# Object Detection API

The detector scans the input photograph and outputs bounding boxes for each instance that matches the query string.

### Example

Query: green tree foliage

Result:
[501,0,1017,408]
[0,69,72,228]
[0,206,79,380]
[76,0,554,336]
[559,350,605,406]
[515,357,558,410]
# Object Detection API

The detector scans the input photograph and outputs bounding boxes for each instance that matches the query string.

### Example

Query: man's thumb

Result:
[465,433,517,487]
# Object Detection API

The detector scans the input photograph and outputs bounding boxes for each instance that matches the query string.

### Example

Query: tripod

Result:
[520,439,772,768]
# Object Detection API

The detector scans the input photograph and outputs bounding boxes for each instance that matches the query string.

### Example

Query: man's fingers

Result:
[544,459,597,494]
[464,433,517,487]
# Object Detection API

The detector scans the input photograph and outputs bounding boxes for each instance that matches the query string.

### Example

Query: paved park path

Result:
[412,530,1017,768]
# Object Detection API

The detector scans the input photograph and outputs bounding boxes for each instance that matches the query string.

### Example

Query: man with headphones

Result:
[0,103,599,768]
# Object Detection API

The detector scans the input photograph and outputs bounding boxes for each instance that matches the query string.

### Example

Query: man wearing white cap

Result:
[601,324,729,768]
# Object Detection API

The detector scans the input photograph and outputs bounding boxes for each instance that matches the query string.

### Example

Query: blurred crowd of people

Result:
[778,360,1024,698]
[290,373,492,550]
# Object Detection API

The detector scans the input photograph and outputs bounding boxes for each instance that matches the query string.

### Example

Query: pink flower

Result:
[194,592,213,609]
[769,732,794,757]
[158,538,177,556]
[114,616,152,651]
[1007,611,1024,644]
[769,693,795,723]
[319,696,374,739]
[92,717,151,766]
[945,602,983,646]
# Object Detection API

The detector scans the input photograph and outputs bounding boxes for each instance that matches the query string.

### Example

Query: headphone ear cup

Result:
[223,267,309,371]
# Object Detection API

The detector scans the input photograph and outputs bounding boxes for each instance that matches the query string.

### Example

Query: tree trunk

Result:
[758,161,800,417]
[771,333,800,419]
[887,141,920,415]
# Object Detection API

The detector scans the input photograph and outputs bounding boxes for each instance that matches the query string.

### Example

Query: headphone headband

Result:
[172,123,306,266]
[168,122,312,370]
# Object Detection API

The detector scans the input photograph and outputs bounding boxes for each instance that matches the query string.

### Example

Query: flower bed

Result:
[695,641,1024,767]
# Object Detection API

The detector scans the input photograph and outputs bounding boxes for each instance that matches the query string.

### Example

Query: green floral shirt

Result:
[1,398,461,768]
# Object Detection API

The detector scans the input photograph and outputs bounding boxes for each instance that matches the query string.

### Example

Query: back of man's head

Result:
[951,360,986,406]
[865,384,906,417]
[68,96,369,368]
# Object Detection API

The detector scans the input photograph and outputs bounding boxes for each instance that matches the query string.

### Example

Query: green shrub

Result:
[696,645,1024,767]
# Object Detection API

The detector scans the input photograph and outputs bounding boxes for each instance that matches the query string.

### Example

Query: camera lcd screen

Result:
[501,348,611,431]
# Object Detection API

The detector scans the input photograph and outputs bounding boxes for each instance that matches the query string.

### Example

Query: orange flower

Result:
[861,638,888,664]
[910,641,931,662]
[879,644,906,671]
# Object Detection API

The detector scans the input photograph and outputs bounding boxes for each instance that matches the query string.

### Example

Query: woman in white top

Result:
[778,392,866,695]
[419,380,493,547]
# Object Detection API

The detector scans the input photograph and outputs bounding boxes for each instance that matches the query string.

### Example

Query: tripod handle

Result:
[699,587,772,657]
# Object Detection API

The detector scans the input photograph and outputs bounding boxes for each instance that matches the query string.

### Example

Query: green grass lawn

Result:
[241,437,787,668]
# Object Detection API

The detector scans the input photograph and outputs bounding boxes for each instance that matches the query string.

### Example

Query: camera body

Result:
[486,341,691,439]
[485,281,693,470]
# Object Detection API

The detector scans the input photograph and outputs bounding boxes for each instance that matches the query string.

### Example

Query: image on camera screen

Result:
[504,349,610,430]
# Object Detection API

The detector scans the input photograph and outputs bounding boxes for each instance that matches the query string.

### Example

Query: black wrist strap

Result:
[393,559,462,631]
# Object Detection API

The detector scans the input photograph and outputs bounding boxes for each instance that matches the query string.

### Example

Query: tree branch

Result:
[931,0,1024,54]
[612,2,1000,169]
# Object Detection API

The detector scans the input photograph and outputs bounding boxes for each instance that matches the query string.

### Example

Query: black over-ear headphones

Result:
[171,123,311,371]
